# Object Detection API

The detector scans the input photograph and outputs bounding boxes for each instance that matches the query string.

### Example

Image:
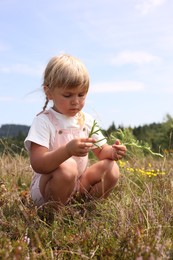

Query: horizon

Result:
[0,113,171,130]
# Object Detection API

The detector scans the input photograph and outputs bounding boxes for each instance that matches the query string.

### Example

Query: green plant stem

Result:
[124,142,164,158]
[89,120,107,147]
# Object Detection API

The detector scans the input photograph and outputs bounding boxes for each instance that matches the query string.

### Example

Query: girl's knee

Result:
[103,159,120,181]
[113,164,120,181]
[58,160,78,183]
[102,159,119,171]
[43,161,79,203]
[62,170,77,183]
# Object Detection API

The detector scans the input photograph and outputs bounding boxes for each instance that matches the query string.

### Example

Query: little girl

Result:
[24,54,126,208]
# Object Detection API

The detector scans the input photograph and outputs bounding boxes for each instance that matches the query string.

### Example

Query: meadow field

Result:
[0,150,173,259]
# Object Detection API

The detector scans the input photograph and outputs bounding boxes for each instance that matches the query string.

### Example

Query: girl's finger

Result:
[81,138,96,143]
[115,139,120,145]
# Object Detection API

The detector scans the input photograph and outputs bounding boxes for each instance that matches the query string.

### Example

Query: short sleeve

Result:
[24,114,53,152]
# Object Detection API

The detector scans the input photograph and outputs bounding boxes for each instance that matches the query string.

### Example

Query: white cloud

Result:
[135,0,166,15]
[91,81,144,93]
[0,64,43,76]
[111,51,160,66]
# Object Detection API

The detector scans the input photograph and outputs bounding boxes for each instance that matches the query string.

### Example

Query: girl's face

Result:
[46,86,87,117]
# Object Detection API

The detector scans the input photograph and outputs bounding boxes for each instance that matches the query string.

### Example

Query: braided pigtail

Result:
[37,97,49,116]
[43,97,49,112]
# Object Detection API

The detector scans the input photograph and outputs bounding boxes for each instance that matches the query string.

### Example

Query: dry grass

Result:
[0,153,173,259]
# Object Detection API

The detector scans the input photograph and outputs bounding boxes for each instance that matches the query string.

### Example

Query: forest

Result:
[0,113,173,155]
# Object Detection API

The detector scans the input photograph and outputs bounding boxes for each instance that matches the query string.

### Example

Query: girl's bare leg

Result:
[79,159,120,199]
[39,159,78,205]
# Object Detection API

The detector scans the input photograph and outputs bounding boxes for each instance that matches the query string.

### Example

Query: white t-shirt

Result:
[24,108,107,152]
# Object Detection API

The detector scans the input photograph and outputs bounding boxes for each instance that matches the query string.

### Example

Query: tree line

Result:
[105,114,173,154]
[0,114,173,156]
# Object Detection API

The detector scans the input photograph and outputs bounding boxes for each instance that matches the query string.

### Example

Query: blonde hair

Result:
[42,54,90,111]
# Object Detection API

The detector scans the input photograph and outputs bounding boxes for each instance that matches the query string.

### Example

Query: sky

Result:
[0,0,173,130]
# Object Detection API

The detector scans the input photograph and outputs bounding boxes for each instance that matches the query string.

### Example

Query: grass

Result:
[0,152,173,259]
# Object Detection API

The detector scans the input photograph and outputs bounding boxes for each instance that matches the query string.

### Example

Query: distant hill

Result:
[0,124,30,138]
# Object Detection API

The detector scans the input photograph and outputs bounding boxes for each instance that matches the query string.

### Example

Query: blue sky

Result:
[0,0,173,129]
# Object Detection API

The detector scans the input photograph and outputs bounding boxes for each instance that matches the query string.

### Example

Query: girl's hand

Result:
[112,139,127,160]
[66,138,96,157]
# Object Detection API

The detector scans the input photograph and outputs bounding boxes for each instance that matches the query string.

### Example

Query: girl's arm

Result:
[30,142,70,174]
[30,137,95,174]
[93,141,126,161]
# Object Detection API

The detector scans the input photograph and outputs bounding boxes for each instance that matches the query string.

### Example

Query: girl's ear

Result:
[44,86,53,100]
